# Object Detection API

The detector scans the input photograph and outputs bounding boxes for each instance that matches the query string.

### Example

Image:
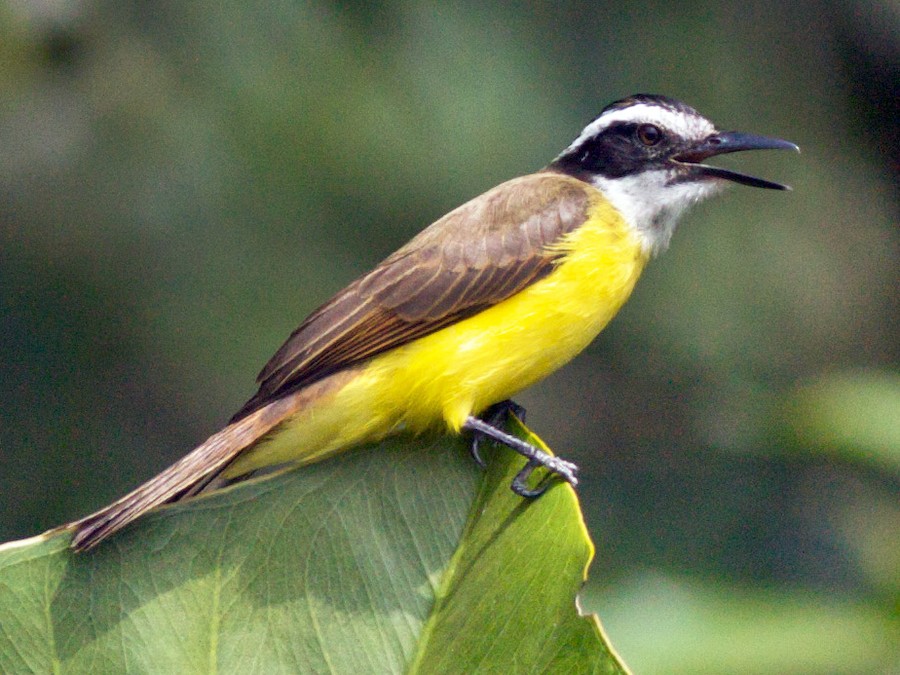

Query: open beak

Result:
[675,131,799,190]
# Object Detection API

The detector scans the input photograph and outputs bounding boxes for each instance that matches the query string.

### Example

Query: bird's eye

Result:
[636,124,662,146]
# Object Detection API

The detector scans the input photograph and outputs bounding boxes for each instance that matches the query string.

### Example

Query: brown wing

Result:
[231,172,591,420]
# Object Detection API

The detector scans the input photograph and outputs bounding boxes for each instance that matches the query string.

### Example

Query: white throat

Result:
[591,171,724,256]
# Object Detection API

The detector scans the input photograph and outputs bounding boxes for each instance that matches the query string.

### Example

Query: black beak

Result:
[674,131,799,190]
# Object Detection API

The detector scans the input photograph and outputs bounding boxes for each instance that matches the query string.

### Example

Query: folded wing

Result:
[232,172,591,420]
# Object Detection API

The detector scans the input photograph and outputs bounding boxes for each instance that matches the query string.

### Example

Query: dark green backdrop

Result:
[1,1,897,672]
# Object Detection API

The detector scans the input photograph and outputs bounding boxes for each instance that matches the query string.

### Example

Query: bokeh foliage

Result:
[1,1,897,672]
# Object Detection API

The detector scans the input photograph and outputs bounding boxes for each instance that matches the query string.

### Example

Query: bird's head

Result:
[548,94,798,255]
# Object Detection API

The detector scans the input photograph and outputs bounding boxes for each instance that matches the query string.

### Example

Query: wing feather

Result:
[232,172,591,420]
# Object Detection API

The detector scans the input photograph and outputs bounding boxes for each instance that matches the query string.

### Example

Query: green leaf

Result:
[0,425,626,674]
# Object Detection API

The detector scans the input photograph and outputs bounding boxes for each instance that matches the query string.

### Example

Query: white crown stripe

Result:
[561,103,716,156]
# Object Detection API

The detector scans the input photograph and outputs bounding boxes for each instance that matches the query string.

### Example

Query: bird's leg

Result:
[463,406,578,497]
[469,399,527,468]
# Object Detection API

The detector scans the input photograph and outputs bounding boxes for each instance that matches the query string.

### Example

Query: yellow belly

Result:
[225,195,648,477]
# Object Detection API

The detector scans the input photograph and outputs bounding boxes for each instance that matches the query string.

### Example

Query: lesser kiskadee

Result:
[69,94,797,551]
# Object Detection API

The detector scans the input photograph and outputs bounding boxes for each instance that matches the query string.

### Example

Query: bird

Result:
[69,94,797,551]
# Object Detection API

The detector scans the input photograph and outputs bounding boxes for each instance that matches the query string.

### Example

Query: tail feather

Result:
[69,399,292,551]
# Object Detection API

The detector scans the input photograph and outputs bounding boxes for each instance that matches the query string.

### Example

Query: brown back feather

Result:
[68,173,591,550]
[232,172,591,420]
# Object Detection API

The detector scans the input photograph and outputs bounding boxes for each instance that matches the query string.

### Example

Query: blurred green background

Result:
[1,1,897,672]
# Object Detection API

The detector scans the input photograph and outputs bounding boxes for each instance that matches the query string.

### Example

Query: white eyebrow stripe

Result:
[562,103,716,154]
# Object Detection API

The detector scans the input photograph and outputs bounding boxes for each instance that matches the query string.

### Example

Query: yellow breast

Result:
[371,188,649,430]
[226,187,648,476]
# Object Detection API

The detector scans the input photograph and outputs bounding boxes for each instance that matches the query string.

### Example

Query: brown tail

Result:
[69,396,298,552]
